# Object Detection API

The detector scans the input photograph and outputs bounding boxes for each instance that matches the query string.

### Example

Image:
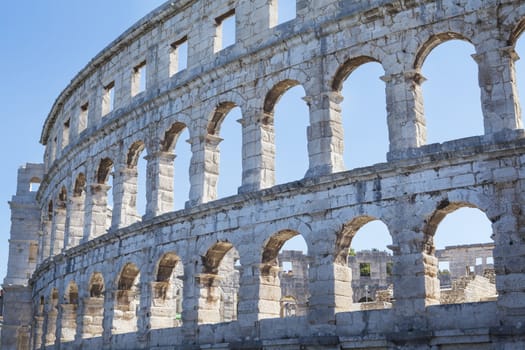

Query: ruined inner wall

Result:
[5,0,525,349]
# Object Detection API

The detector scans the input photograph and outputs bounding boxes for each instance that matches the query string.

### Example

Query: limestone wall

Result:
[3,0,525,349]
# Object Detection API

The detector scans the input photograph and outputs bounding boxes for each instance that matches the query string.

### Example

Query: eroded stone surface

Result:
[3,0,525,349]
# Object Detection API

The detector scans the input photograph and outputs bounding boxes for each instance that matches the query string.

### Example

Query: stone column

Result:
[33,316,44,350]
[304,91,345,178]
[257,265,281,319]
[181,263,198,343]
[111,167,140,230]
[137,275,153,345]
[60,302,78,343]
[39,219,52,262]
[236,262,262,328]
[45,300,58,347]
[187,135,221,207]
[75,288,86,344]
[144,151,176,218]
[50,206,66,256]
[308,261,352,324]
[390,215,439,331]
[473,45,522,134]
[66,196,85,249]
[83,184,111,241]
[382,70,426,159]
[195,274,222,324]
[81,295,105,340]
[101,288,115,348]
[306,223,353,326]
[239,108,276,193]
[493,206,525,328]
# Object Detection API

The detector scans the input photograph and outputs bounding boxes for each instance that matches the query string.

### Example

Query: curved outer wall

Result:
[3,0,525,349]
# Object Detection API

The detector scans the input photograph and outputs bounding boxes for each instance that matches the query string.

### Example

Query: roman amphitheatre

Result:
[3,0,525,349]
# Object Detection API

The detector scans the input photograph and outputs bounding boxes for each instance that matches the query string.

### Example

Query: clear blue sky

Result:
[1,1,520,283]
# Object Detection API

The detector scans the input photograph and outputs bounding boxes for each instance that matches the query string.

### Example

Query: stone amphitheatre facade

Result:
[3,0,525,348]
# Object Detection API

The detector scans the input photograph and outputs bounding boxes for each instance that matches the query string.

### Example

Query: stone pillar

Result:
[493,208,525,328]
[473,45,522,134]
[257,265,281,319]
[50,205,66,256]
[33,316,44,350]
[181,263,198,343]
[83,184,111,241]
[382,70,426,159]
[101,288,115,348]
[137,277,153,345]
[111,167,141,230]
[82,296,105,340]
[306,223,353,326]
[60,302,78,343]
[239,109,275,193]
[144,151,176,218]
[390,222,439,331]
[44,300,58,347]
[195,274,222,324]
[304,91,345,178]
[187,135,221,207]
[65,196,85,249]
[235,263,258,331]
[308,261,352,325]
[38,225,49,264]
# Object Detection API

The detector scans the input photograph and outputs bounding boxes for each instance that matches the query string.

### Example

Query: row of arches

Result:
[39,34,524,260]
[35,201,495,347]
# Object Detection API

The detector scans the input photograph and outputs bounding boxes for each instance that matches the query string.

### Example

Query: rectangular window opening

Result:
[359,263,371,277]
[271,0,296,27]
[215,10,236,52]
[102,81,115,116]
[62,119,70,149]
[438,261,450,274]
[29,181,40,192]
[282,261,292,273]
[170,37,188,76]
[486,256,494,265]
[475,257,483,266]
[29,242,39,263]
[79,102,88,133]
[132,61,147,96]
[386,262,393,276]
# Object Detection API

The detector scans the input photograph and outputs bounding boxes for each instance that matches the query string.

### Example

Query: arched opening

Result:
[418,36,482,144]
[336,217,393,312]
[425,203,496,305]
[198,242,240,324]
[95,157,114,234]
[261,230,309,318]
[126,141,147,221]
[264,81,309,185]
[68,173,86,248]
[151,253,184,329]
[113,263,140,334]
[45,288,59,346]
[82,273,105,339]
[61,281,79,342]
[207,102,243,199]
[336,59,388,169]
[161,122,190,211]
[514,26,525,125]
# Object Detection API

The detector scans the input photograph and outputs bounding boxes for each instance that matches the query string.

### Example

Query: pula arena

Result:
[3,0,525,349]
